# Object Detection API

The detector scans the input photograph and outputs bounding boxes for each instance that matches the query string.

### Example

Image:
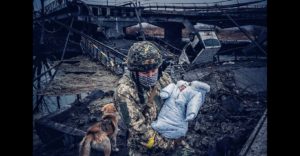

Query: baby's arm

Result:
[160,83,176,99]
[185,92,202,121]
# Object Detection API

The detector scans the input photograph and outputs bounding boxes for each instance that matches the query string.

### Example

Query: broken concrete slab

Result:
[38,56,120,96]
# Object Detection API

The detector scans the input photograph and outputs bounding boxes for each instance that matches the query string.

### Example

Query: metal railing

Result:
[44,0,68,14]
[39,0,266,15]
[80,36,127,75]
[142,0,266,11]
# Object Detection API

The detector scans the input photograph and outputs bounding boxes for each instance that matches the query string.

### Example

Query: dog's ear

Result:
[106,105,117,113]
[101,105,107,112]
[111,105,117,112]
[102,103,117,113]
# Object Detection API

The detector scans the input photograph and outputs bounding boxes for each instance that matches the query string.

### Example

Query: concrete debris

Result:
[35,60,266,156]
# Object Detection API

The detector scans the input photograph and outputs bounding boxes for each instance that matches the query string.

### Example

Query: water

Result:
[33,92,90,119]
[33,62,89,117]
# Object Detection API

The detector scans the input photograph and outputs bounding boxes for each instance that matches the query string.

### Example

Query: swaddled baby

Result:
[151,80,210,139]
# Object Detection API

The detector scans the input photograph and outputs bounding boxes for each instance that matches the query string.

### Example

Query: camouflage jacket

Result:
[114,71,176,154]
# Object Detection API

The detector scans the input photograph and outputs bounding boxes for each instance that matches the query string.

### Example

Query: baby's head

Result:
[191,81,210,93]
[176,80,189,92]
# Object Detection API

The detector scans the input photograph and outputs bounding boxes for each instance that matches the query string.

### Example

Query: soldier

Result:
[114,41,193,156]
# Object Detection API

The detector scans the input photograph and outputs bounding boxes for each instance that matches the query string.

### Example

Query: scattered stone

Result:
[194,121,201,131]
[88,115,98,123]
[77,119,85,126]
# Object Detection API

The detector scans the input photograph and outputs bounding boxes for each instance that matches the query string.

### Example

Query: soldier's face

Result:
[138,68,159,87]
[138,68,158,77]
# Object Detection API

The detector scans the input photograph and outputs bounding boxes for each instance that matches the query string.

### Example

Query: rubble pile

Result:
[183,68,266,156]
[52,90,115,131]
[35,62,266,156]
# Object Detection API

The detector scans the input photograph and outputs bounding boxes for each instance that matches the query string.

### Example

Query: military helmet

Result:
[127,41,162,72]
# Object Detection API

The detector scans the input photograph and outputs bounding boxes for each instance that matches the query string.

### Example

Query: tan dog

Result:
[79,103,119,156]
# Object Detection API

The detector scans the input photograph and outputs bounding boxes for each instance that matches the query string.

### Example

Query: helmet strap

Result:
[158,67,162,80]
[131,71,145,104]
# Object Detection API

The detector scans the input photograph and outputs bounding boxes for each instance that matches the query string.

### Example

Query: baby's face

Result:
[176,80,189,92]
[179,85,186,92]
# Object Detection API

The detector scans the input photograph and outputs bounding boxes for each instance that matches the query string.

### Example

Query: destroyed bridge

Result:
[33,1,267,156]
[34,0,266,42]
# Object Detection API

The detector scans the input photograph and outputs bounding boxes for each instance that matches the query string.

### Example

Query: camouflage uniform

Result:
[114,71,176,156]
[114,41,176,156]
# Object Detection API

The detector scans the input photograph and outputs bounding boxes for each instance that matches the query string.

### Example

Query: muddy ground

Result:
[34,58,266,156]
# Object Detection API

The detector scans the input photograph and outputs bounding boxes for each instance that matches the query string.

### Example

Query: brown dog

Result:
[79,103,119,156]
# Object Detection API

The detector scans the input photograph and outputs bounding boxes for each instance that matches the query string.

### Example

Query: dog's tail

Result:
[79,135,93,156]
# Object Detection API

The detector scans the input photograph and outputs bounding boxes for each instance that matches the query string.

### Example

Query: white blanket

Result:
[151,80,210,139]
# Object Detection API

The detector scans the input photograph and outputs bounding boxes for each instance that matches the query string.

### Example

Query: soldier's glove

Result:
[141,133,156,149]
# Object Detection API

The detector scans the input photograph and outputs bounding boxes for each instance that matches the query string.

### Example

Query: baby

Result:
[151,80,210,139]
